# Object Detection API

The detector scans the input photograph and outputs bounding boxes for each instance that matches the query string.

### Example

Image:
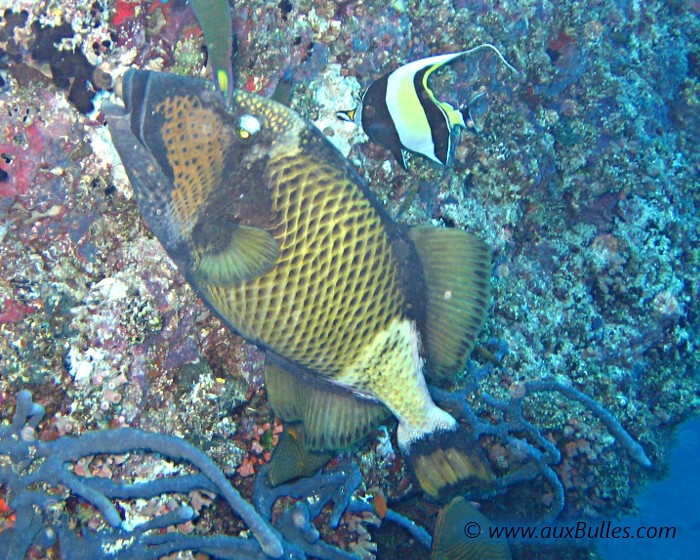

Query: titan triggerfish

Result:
[107,69,493,499]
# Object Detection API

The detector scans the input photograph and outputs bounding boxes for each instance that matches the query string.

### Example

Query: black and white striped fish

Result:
[338,45,517,169]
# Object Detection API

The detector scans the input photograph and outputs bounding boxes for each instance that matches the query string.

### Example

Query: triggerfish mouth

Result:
[107,69,494,499]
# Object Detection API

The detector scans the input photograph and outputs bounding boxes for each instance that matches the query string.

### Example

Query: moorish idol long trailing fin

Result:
[338,44,518,169]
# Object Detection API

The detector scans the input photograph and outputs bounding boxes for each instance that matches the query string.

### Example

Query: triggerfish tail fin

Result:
[190,0,236,105]
[408,226,492,383]
[397,226,493,499]
[406,425,494,500]
[431,496,512,560]
[265,359,391,450]
[267,423,332,487]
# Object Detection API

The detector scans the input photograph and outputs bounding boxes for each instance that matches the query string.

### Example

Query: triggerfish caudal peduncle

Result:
[338,44,518,169]
[107,68,494,500]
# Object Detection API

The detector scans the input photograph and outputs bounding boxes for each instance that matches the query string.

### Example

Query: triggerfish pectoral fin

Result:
[192,219,279,287]
[190,0,236,105]
[430,497,512,560]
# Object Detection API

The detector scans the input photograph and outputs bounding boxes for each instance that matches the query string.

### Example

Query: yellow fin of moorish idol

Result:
[267,423,333,487]
[430,496,512,560]
[408,226,491,382]
[193,220,279,286]
[265,359,390,450]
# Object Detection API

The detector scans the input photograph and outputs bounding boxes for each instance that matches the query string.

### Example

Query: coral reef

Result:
[432,373,651,523]
[0,389,432,559]
[0,390,282,559]
[1,0,698,559]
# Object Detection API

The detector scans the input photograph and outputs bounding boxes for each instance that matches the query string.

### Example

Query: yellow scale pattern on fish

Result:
[204,149,402,378]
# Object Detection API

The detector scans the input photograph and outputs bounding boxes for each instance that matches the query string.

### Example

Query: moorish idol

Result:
[338,44,518,169]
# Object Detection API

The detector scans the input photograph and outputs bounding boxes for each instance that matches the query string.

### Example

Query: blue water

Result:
[599,415,700,559]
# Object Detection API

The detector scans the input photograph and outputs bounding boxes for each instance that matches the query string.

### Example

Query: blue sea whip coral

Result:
[0,390,431,559]
[0,390,283,559]
[1,368,651,558]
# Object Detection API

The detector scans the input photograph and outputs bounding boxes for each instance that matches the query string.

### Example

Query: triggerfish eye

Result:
[236,114,261,140]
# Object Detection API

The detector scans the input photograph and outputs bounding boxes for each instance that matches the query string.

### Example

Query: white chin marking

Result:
[397,407,457,452]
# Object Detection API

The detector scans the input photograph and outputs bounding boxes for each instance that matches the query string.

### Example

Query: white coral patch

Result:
[311,64,367,156]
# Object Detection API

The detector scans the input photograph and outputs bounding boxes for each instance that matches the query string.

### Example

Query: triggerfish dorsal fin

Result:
[189,0,236,105]
[264,359,391,451]
[430,496,512,560]
[192,219,279,286]
[408,226,492,382]
[266,423,333,487]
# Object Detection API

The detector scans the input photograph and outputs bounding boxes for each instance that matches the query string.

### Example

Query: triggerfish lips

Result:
[109,68,495,499]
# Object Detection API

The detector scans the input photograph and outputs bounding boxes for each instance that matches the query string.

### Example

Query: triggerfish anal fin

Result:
[265,359,391,450]
[265,358,391,486]
[408,226,492,383]
[338,44,518,169]
[190,0,235,105]
[430,496,512,560]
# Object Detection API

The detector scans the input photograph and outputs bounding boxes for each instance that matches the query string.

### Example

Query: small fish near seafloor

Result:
[107,68,493,499]
[338,44,518,169]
